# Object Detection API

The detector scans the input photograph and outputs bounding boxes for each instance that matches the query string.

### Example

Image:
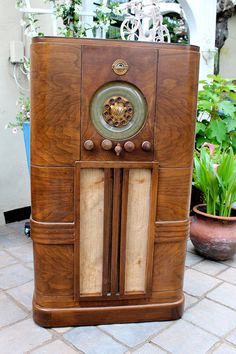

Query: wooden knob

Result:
[124,141,135,152]
[84,140,94,151]
[114,143,122,156]
[101,139,113,151]
[142,141,152,152]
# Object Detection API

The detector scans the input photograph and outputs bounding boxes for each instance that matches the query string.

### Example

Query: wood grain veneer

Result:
[31,37,199,327]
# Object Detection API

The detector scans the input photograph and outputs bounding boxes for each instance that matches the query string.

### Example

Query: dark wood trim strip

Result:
[102,168,113,295]
[78,161,154,169]
[33,296,184,327]
[111,168,122,295]
[30,219,74,245]
[74,163,80,300]
[154,219,190,242]
[119,168,129,296]
[78,291,146,302]
[146,163,159,295]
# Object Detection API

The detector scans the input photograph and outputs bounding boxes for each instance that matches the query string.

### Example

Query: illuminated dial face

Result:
[91,82,147,141]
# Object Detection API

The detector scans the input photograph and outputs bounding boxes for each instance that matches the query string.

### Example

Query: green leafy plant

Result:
[94,2,122,38]
[48,0,85,37]
[7,96,30,132]
[193,144,236,217]
[196,74,236,151]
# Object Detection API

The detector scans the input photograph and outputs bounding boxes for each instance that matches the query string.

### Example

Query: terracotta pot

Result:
[190,204,236,261]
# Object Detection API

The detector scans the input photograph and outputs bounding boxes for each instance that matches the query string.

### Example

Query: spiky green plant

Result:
[193,146,236,217]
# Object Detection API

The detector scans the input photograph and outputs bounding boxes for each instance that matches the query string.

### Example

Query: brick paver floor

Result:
[0,221,236,354]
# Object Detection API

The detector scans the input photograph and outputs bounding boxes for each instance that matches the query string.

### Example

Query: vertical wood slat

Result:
[102,168,113,295]
[111,168,122,295]
[145,163,159,294]
[74,164,80,300]
[119,169,129,296]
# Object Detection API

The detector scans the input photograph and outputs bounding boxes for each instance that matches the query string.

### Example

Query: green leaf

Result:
[218,100,236,117]
[207,74,223,82]
[196,136,207,148]
[196,122,206,135]
[224,117,236,132]
[229,92,236,101]
[225,83,236,92]
[197,100,213,111]
[206,120,227,144]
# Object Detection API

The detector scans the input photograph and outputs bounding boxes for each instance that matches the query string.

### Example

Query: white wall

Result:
[220,14,236,78]
[0,0,30,224]
[179,0,217,79]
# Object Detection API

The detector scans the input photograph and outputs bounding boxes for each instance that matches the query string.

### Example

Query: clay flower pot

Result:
[190,204,236,261]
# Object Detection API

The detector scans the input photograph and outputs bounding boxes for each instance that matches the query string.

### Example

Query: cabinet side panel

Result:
[152,220,189,293]
[31,43,81,166]
[34,244,74,297]
[31,166,74,222]
[156,167,192,221]
[155,50,199,167]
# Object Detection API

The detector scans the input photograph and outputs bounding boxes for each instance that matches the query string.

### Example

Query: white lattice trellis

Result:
[120,0,170,42]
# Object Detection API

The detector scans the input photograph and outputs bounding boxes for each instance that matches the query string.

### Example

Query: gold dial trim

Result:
[103,96,134,127]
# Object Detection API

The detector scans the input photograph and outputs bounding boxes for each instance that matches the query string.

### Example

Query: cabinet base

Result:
[33,297,184,327]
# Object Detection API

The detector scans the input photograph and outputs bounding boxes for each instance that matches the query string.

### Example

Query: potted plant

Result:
[191,74,236,208]
[190,144,236,260]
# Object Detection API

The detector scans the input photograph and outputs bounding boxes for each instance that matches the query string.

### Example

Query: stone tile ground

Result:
[0,221,236,354]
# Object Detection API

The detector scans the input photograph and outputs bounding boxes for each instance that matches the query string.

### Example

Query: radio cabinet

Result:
[31,37,199,327]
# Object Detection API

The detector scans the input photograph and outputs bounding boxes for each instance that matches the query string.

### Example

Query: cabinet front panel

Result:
[81,45,158,161]
[75,163,157,301]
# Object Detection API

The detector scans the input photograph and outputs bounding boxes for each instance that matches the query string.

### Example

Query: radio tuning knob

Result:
[124,141,135,152]
[142,141,152,152]
[101,139,113,151]
[84,140,94,151]
[114,143,122,156]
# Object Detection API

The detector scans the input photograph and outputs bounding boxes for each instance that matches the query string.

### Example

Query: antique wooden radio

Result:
[31,37,199,327]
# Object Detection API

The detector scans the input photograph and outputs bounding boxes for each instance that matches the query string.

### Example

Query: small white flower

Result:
[74,4,82,14]
[113,7,121,16]
[63,0,72,10]
[12,127,18,134]
[27,112,30,118]
[101,5,111,14]
[21,105,25,111]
